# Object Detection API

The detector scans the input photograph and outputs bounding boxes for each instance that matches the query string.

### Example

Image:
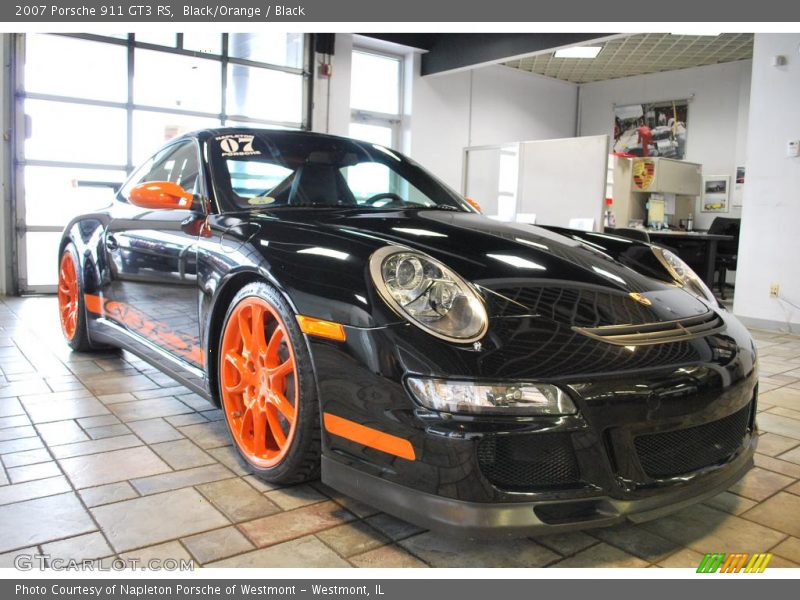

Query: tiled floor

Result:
[1,295,800,569]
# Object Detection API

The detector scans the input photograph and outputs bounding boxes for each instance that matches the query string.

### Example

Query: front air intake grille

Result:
[573,311,724,346]
[477,432,581,491]
[634,403,751,478]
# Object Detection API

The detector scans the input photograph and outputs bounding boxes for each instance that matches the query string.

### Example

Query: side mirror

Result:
[465,197,482,213]
[129,181,193,210]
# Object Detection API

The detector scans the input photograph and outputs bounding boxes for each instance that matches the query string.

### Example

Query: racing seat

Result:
[288,164,357,206]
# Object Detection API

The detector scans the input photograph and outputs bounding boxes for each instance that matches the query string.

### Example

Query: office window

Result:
[350,50,401,114]
[350,49,403,150]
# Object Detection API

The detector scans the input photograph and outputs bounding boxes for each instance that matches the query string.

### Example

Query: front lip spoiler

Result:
[321,440,754,540]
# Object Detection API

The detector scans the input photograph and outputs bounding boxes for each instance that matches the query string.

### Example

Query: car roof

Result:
[178,127,357,146]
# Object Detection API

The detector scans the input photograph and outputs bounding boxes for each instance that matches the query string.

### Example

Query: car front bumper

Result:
[322,439,754,538]
[309,309,758,537]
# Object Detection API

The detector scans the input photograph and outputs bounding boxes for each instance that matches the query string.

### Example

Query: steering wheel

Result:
[364,192,406,207]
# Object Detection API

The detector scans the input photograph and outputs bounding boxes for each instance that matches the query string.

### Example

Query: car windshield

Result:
[206,130,472,212]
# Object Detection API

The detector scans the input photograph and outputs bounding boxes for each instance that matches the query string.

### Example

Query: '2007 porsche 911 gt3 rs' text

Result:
[57,128,757,538]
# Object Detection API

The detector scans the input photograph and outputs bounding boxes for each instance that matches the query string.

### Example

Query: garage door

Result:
[14,33,309,293]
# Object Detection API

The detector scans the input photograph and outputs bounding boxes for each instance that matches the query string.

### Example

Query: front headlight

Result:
[652,246,718,307]
[369,246,488,343]
[407,377,577,415]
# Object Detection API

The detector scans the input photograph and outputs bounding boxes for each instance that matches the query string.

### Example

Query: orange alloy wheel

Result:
[220,297,299,468]
[58,252,79,340]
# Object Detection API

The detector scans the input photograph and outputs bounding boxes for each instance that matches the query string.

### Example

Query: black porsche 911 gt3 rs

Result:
[57,128,757,538]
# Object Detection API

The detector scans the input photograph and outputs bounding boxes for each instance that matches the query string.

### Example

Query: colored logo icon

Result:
[696,552,773,573]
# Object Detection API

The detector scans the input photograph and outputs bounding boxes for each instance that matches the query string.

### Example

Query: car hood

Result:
[237,208,712,327]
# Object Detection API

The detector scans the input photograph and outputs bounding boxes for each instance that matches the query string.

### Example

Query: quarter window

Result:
[119,141,201,202]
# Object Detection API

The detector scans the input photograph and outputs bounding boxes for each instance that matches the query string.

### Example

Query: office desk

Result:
[646,231,734,288]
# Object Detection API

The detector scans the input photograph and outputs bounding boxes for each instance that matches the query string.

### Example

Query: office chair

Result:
[708,217,741,299]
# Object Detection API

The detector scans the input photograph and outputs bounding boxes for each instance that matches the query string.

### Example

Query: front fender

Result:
[60,214,111,297]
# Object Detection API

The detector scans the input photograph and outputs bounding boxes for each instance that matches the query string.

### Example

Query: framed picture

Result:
[613,99,689,159]
[702,175,730,212]
[733,166,745,207]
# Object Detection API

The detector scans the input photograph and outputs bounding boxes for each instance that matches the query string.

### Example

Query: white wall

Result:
[405,60,471,189]
[733,34,800,330]
[410,63,578,191]
[578,60,752,230]
[311,33,353,137]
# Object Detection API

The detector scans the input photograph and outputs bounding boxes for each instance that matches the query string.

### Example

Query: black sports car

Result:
[58,128,757,538]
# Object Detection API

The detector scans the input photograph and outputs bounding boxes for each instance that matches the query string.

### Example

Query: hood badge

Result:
[629,292,652,306]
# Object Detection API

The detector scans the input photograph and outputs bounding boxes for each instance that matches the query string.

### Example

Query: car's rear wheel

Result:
[58,243,97,352]
[218,282,321,483]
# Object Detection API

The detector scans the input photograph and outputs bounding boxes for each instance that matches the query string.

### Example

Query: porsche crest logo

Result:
[629,292,652,306]
[633,159,656,190]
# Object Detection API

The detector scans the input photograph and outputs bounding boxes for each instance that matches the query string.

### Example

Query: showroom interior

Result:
[0,31,799,568]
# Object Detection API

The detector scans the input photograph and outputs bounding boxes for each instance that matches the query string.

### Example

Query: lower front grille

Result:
[634,403,751,478]
[477,432,581,491]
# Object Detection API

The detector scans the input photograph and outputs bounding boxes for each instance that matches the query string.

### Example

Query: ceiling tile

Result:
[503,33,754,83]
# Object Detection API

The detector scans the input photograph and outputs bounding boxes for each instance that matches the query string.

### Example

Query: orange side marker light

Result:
[296,315,346,341]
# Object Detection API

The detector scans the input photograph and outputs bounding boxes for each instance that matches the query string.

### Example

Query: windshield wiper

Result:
[254,203,348,209]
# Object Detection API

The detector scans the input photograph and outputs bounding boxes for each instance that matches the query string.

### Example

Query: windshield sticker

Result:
[216,134,261,157]
[248,196,275,205]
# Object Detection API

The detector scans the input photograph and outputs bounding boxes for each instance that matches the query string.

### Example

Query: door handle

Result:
[105,234,119,251]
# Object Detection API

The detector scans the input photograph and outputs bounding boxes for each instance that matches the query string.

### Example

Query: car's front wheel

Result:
[218,281,321,484]
[58,243,99,352]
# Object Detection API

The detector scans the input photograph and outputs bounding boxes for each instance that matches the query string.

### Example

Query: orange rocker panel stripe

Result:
[84,293,104,315]
[323,413,416,461]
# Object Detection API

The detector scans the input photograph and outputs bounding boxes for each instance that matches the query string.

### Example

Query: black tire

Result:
[218,281,321,484]
[58,242,102,352]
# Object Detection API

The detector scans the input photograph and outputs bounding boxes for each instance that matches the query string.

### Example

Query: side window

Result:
[118,141,201,203]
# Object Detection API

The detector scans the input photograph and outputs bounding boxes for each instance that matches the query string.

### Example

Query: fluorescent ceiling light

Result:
[554,46,602,59]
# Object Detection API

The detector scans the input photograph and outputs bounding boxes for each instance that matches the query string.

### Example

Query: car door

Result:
[102,140,207,370]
